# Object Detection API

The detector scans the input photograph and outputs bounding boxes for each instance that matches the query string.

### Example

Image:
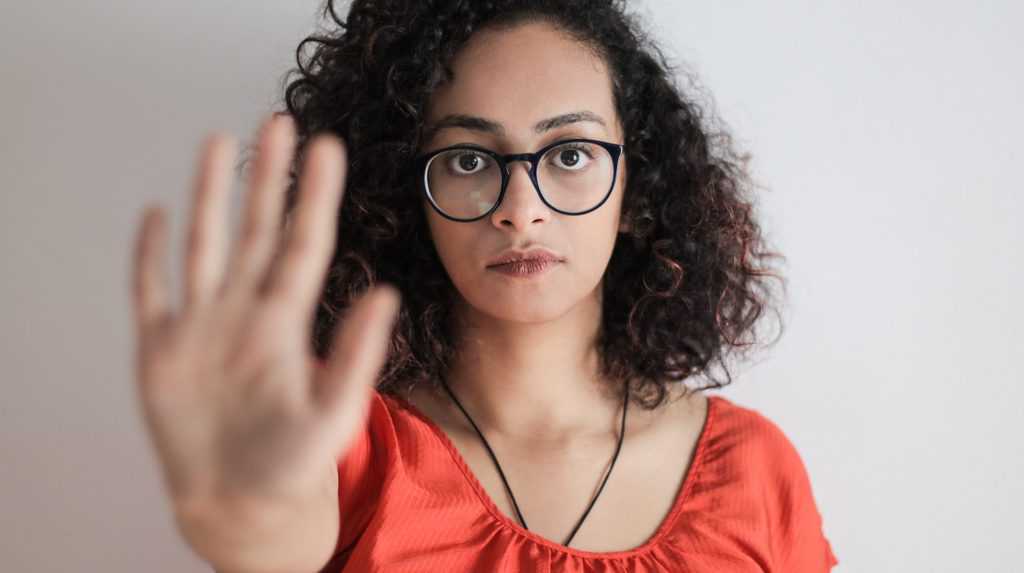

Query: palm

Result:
[130,114,400,511]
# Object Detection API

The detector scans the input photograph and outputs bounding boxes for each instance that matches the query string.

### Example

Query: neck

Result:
[444,290,625,445]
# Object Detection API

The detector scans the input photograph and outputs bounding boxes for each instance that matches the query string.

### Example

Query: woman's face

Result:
[421,21,627,324]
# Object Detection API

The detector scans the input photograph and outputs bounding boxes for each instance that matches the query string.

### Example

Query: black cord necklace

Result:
[438,375,629,547]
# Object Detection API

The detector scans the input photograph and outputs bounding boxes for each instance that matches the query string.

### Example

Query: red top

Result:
[318,387,839,572]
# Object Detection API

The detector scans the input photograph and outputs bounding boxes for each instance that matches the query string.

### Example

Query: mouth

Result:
[485,246,565,278]
[486,257,561,278]
[486,247,563,265]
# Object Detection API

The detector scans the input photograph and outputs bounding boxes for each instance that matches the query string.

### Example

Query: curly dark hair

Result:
[259,0,787,410]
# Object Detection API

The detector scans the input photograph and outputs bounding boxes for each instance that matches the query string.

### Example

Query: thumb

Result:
[314,284,401,446]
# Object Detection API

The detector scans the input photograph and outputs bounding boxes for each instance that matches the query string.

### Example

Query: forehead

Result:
[424,21,619,139]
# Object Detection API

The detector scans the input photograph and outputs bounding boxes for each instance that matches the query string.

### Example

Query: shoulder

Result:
[703,395,839,570]
[703,394,809,472]
[702,395,821,512]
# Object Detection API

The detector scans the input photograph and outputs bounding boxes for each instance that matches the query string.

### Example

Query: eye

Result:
[444,150,493,176]
[547,142,595,171]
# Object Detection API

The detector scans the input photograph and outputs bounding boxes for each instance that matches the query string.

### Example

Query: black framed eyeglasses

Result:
[413,138,625,222]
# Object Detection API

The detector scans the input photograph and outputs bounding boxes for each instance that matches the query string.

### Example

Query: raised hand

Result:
[130,113,400,534]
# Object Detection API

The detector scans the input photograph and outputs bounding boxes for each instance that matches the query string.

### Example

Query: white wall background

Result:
[2,1,1020,571]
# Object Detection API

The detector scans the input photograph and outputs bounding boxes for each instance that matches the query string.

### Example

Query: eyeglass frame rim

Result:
[412,137,625,223]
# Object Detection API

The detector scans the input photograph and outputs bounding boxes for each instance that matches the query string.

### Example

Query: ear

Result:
[618,218,632,233]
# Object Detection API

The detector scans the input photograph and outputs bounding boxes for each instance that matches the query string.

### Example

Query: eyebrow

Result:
[421,110,607,143]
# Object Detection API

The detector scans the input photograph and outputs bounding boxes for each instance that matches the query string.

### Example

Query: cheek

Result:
[576,190,627,285]
[425,209,477,280]
[574,214,620,280]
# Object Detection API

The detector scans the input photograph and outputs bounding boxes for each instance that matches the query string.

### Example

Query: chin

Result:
[490,305,569,324]
[459,288,580,325]
[460,278,602,327]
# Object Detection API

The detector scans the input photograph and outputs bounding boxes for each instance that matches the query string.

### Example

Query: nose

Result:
[489,160,551,230]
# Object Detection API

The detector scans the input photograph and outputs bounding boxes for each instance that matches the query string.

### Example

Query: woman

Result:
[131,0,838,571]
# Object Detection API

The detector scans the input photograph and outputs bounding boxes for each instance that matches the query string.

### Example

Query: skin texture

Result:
[418,21,640,442]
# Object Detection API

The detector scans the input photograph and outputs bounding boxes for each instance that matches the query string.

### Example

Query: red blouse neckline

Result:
[383,390,720,560]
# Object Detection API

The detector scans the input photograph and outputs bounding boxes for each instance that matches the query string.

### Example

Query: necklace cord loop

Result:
[438,376,629,548]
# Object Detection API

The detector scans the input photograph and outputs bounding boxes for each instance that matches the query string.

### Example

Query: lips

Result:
[488,258,556,276]
[485,247,564,267]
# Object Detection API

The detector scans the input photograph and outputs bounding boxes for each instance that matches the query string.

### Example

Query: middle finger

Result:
[222,113,297,298]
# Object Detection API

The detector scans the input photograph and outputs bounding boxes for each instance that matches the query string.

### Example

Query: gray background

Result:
[2,1,1020,571]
